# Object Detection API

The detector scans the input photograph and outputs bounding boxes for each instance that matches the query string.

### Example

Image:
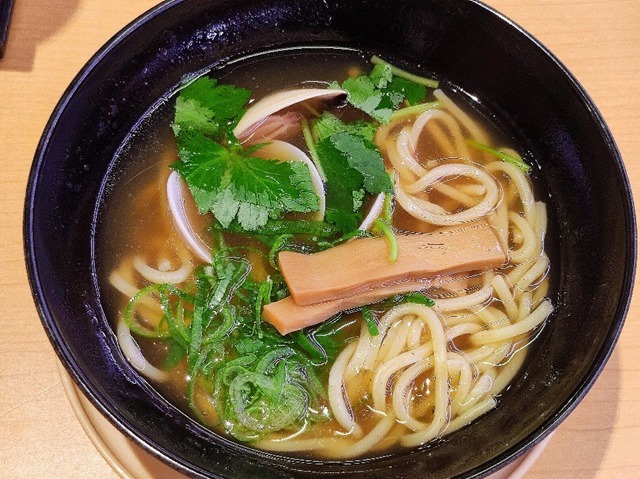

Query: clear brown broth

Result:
[97,48,556,458]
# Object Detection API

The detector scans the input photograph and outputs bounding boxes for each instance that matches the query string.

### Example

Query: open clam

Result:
[167,140,327,262]
[166,171,213,263]
[234,88,347,140]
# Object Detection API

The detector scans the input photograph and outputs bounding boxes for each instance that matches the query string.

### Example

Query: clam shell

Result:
[168,140,327,261]
[166,171,213,263]
[234,88,347,139]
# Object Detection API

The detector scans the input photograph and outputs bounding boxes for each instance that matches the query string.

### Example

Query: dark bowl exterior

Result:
[24,0,636,478]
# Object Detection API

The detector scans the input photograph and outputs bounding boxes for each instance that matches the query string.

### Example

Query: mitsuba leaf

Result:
[316,138,363,232]
[316,132,392,232]
[210,186,242,227]
[172,77,319,231]
[231,156,318,224]
[369,63,393,89]
[331,63,427,123]
[329,132,393,194]
[173,98,218,136]
[388,77,427,106]
[172,130,228,213]
[313,112,376,143]
[181,79,251,122]
[175,135,319,230]
[173,77,251,139]
[338,74,394,124]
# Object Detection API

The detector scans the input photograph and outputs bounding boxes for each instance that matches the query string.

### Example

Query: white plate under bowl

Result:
[58,361,553,479]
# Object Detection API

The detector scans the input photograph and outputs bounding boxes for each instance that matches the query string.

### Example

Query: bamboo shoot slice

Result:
[279,220,505,306]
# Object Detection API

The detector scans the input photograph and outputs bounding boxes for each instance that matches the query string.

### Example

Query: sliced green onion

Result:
[253,278,273,338]
[256,347,295,374]
[186,342,219,422]
[217,356,257,387]
[301,117,326,181]
[373,218,398,263]
[124,284,172,339]
[124,239,350,442]
[188,275,210,369]
[391,100,441,121]
[223,219,339,238]
[401,292,435,307]
[466,139,531,173]
[201,307,236,345]
[268,234,294,269]
[207,257,251,316]
[163,341,187,369]
[168,296,191,345]
[292,330,328,364]
[361,306,380,336]
[228,371,306,435]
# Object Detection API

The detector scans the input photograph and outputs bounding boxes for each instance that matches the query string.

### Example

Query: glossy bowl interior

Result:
[24,0,636,478]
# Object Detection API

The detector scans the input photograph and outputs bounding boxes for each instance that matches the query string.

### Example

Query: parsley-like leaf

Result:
[369,63,393,89]
[316,137,364,232]
[173,77,251,139]
[173,98,218,136]
[387,77,427,106]
[174,133,319,230]
[329,133,393,194]
[316,132,392,232]
[336,75,394,123]
[172,130,227,213]
[313,112,377,143]
[226,154,319,229]
[331,63,428,124]
[171,77,319,231]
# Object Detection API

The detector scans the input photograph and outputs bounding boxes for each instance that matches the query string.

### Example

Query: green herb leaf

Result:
[172,78,320,231]
[171,130,227,213]
[332,63,428,124]
[369,63,394,89]
[387,77,427,106]
[173,77,251,139]
[315,138,363,231]
[315,132,392,232]
[313,112,377,143]
[173,98,218,136]
[226,154,319,230]
[173,130,319,230]
[330,133,393,194]
[361,306,380,336]
[335,75,394,123]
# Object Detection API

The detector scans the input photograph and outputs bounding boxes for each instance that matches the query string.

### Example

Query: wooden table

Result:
[1,1,638,477]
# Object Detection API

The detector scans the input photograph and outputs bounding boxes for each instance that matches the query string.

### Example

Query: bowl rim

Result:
[23,0,637,477]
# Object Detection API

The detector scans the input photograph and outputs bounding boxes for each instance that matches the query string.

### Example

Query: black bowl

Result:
[24,0,636,477]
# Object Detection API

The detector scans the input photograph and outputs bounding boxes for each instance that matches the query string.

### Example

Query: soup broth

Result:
[98,48,555,459]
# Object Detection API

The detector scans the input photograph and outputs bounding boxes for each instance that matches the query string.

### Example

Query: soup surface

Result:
[98,48,554,459]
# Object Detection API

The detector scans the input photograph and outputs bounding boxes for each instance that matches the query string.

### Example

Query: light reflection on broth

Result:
[97,49,554,459]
